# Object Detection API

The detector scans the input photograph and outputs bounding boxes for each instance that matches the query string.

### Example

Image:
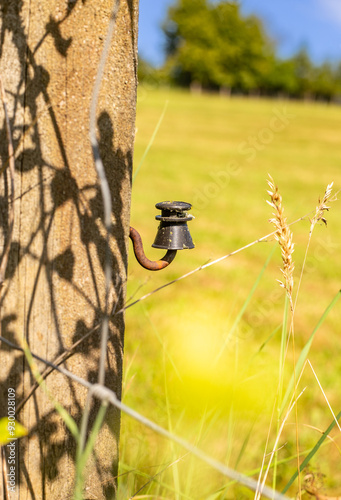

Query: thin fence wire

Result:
[0,335,289,500]
[89,0,120,388]
[81,0,121,464]
[0,2,313,497]
[14,218,311,417]
[121,211,312,315]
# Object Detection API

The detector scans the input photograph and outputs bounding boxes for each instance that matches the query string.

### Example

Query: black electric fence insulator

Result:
[153,201,195,251]
[130,201,195,271]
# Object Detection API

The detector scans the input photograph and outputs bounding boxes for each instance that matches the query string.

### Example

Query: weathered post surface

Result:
[0,0,138,498]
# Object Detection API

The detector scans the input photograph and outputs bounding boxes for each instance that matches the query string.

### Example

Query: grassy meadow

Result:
[119,87,341,499]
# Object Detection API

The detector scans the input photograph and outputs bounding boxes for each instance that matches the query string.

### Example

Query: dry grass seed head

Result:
[266,175,295,298]
[310,182,336,231]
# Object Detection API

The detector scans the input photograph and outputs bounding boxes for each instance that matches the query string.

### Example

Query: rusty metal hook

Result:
[129,226,177,271]
[129,201,194,271]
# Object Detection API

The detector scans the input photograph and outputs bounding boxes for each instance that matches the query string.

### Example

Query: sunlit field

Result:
[119,87,341,499]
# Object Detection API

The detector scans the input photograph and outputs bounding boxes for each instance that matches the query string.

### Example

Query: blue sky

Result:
[138,0,341,66]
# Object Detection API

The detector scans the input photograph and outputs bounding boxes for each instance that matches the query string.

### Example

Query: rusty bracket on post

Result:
[129,201,195,271]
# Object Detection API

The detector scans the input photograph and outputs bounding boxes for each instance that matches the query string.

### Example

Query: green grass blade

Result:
[215,245,276,363]
[133,99,169,183]
[278,294,289,406]
[21,339,80,440]
[144,306,182,382]
[163,351,181,500]
[81,402,108,467]
[234,420,256,470]
[280,290,341,415]
[74,402,108,500]
[282,410,341,494]
[184,409,210,497]
[130,454,191,499]
[0,417,27,444]
[119,462,193,499]
[206,490,225,500]
[255,323,282,356]
[210,437,338,498]
[273,295,289,491]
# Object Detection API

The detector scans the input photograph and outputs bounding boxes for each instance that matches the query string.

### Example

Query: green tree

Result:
[333,62,341,100]
[163,0,219,87]
[138,56,168,86]
[312,62,337,101]
[213,4,273,91]
[163,0,273,92]
[261,56,298,96]
[291,48,315,98]
[161,0,341,101]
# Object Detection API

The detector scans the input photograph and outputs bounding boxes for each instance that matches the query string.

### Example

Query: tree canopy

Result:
[163,0,272,91]
[143,0,341,101]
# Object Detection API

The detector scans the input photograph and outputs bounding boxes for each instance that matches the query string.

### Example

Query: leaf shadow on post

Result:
[0,0,135,497]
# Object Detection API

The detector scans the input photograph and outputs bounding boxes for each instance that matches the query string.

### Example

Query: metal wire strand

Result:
[89,0,120,386]
[0,335,289,500]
